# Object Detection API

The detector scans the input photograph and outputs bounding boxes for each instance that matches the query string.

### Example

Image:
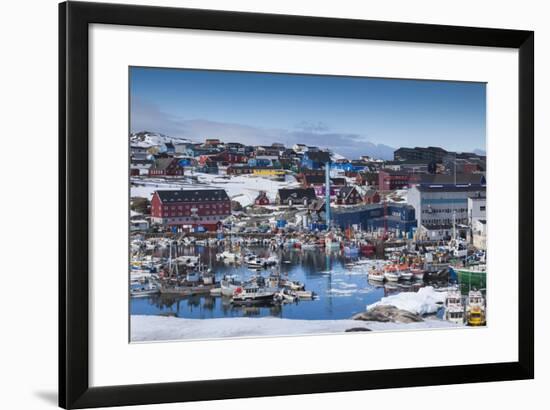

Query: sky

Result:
[129,66,486,159]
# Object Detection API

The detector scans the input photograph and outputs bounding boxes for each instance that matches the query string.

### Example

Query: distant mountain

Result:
[129,131,193,148]
[473,148,487,156]
[360,142,395,161]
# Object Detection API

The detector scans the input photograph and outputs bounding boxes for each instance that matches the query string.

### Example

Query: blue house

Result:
[332,203,417,234]
[301,151,331,170]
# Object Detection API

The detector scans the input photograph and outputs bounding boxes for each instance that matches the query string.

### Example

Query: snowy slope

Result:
[130,173,300,207]
[130,131,194,148]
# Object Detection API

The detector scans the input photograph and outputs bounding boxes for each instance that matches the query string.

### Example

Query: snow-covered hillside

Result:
[130,131,193,148]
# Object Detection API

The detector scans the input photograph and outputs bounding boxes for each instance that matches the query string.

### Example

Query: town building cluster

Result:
[130,133,486,247]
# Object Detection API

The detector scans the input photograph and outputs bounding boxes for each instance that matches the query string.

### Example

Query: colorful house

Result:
[336,186,363,205]
[363,189,381,204]
[300,151,331,170]
[150,189,231,230]
[254,191,270,206]
[148,158,185,177]
[276,188,317,206]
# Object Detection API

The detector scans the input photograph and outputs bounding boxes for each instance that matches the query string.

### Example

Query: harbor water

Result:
[130,245,479,320]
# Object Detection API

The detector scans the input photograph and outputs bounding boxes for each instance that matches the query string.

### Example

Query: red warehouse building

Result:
[378,170,420,191]
[151,189,231,230]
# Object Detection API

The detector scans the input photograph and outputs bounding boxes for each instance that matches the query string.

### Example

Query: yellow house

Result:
[252,168,286,178]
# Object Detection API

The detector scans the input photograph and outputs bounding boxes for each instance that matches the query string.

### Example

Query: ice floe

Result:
[366,286,447,316]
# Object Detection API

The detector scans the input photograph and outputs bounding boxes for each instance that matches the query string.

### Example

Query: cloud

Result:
[294,121,330,133]
[130,98,395,159]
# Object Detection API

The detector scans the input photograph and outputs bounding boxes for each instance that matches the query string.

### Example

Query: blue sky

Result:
[130,67,486,159]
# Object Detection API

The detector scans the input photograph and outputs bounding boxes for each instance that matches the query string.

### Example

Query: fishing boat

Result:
[449,238,468,258]
[231,283,277,304]
[277,288,298,302]
[383,265,401,282]
[410,267,425,281]
[294,290,315,300]
[216,250,240,263]
[399,265,414,281]
[367,266,385,282]
[452,264,487,290]
[130,279,160,297]
[281,280,305,291]
[220,275,242,297]
[265,255,279,266]
[444,289,464,324]
[466,290,486,326]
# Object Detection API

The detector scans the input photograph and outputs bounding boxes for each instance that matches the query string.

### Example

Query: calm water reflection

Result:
[130,245,456,320]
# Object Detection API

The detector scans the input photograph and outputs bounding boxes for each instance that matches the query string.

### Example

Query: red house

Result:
[199,151,247,166]
[254,191,270,206]
[150,189,231,230]
[363,189,381,204]
[336,186,363,205]
[148,158,185,177]
[378,170,420,190]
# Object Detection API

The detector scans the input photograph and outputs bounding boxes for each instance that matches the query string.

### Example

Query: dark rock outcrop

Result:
[352,305,423,323]
[345,327,372,332]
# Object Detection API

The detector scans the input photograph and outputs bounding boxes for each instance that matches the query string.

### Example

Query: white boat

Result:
[217,251,240,262]
[265,255,279,266]
[466,290,486,326]
[411,268,425,281]
[383,266,401,282]
[281,280,305,291]
[295,290,315,300]
[231,283,276,303]
[368,267,385,282]
[277,289,298,302]
[399,270,414,281]
[220,275,242,297]
[467,290,485,308]
[449,238,468,258]
[444,289,464,324]
[130,280,160,297]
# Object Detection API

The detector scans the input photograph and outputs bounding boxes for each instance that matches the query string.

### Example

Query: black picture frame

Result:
[59,1,534,408]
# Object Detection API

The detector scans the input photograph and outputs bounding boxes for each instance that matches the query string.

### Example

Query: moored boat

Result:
[453,265,487,290]
[466,289,486,326]
[444,289,464,324]
[383,265,401,282]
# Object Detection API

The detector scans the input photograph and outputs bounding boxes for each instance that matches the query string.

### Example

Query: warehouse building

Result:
[407,183,486,240]
[332,203,417,235]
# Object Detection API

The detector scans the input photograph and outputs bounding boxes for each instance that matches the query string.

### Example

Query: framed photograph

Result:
[59,1,534,408]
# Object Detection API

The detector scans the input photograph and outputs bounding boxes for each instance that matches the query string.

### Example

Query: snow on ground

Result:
[130,132,193,148]
[131,173,300,207]
[131,315,460,342]
[367,286,447,316]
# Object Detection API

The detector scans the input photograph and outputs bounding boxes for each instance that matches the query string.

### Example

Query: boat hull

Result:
[455,268,487,289]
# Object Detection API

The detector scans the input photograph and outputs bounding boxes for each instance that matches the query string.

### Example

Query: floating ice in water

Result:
[337,283,358,289]
[326,288,357,297]
[367,286,447,316]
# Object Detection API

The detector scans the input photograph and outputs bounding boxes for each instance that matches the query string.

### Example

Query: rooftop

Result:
[155,189,230,203]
